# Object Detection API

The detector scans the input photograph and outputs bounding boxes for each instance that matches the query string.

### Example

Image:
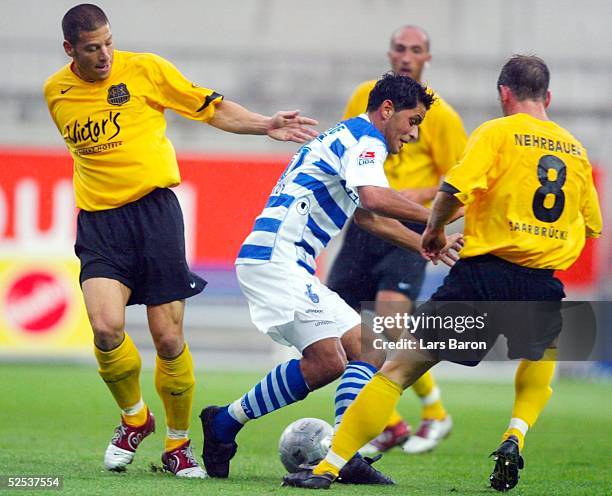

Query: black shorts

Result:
[75,188,207,306]
[413,254,565,364]
[327,221,427,308]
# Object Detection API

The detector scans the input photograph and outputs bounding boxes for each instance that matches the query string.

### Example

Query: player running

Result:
[283,55,602,491]
[44,3,318,479]
[200,74,463,483]
[328,24,467,455]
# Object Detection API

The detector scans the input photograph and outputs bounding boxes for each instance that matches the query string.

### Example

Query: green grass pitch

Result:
[1,363,610,495]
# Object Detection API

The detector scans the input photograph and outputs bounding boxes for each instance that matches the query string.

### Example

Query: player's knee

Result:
[302,349,347,388]
[311,352,346,383]
[153,333,184,359]
[301,338,348,388]
[90,313,125,350]
[312,360,346,387]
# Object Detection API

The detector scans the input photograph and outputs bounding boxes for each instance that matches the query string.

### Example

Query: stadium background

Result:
[0,1,610,493]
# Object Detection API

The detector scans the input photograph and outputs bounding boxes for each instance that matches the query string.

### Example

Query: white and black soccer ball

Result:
[278,418,334,473]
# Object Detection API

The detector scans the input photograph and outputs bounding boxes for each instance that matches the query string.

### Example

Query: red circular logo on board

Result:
[5,271,69,334]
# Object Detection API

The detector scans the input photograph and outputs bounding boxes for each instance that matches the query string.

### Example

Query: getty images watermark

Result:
[359,301,609,362]
[371,310,489,351]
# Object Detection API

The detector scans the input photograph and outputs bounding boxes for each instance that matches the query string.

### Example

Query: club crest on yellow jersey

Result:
[107,83,130,106]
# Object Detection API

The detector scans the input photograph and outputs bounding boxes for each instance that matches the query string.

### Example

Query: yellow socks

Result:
[412,371,447,420]
[313,373,403,477]
[387,408,404,426]
[122,401,148,427]
[95,334,198,452]
[502,348,557,451]
[155,343,196,452]
[383,372,446,430]
[94,333,148,427]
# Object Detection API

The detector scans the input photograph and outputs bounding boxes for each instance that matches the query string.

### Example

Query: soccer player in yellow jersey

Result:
[44,4,318,478]
[283,55,602,491]
[327,25,467,454]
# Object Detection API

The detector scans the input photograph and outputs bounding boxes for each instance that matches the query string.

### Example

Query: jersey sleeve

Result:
[146,54,223,122]
[428,100,468,175]
[343,137,389,188]
[580,164,603,238]
[443,121,501,205]
[342,81,373,119]
[42,79,61,134]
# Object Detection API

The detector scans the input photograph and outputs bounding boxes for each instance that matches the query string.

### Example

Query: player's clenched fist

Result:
[422,230,464,267]
[421,227,447,262]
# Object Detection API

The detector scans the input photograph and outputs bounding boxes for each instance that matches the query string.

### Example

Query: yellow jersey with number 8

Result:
[444,113,602,270]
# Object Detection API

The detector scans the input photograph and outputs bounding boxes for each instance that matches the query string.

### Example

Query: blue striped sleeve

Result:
[237,244,273,260]
[253,217,281,233]
[329,138,346,159]
[265,194,295,209]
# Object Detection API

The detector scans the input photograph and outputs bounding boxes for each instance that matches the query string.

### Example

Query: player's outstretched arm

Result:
[399,186,439,205]
[358,185,431,224]
[354,209,463,267]
[209,100,319,143]
[354,208,422,251]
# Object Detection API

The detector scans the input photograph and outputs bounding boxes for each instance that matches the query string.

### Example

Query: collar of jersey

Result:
[356,113,388,151]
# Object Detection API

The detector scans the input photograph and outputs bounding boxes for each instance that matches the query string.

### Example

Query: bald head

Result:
[390,25,430,52]
[387,25,432,82]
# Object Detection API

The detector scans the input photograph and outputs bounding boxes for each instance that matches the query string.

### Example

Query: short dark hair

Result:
[366,73,435,113]
[62,4,109,45]
[497,55,550,101]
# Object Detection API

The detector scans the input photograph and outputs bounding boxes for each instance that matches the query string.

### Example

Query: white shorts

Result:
[236,262,361,353]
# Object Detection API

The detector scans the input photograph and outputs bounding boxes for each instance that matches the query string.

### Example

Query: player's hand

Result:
[421,226,447,263]
[436,232,464,267]
[267,110,319,143]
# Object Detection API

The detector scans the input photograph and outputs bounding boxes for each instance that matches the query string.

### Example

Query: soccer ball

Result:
[278,418,334,473]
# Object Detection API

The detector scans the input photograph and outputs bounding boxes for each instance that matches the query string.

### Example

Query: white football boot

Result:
[402,415,452,454]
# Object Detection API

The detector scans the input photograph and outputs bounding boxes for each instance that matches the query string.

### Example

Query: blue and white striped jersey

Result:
[236,114,390,274]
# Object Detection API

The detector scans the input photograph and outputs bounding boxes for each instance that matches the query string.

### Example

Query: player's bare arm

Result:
[209,100,319,143]
[358,185,430,223]
[421,190,463,259]
[354,208,463,267]
[399,186,438,204]
[359,185,462,225]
